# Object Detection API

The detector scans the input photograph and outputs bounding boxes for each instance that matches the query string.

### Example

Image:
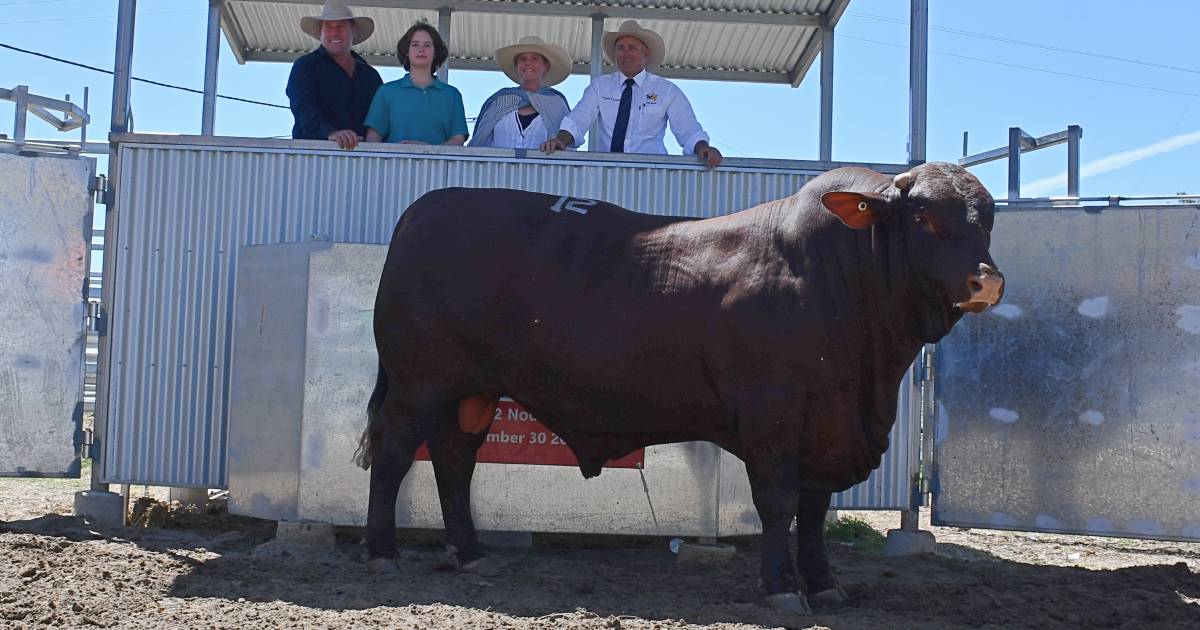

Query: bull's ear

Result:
[821,191,888,230]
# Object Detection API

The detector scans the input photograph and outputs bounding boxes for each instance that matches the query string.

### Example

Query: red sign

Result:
[415,399,644,468]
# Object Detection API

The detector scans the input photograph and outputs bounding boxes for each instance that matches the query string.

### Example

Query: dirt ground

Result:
[2,469,1198,629]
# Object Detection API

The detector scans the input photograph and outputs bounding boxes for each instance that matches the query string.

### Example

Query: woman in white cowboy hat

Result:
[285,1,381,149]
[541,20,721,167]
[469,36,575,149]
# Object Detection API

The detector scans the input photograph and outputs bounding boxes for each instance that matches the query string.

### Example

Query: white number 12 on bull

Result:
[549,196,598,215]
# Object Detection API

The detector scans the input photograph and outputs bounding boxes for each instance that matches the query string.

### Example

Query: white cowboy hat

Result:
[602,20,665,70]
[495,36,572,87]
[300,1,375,45]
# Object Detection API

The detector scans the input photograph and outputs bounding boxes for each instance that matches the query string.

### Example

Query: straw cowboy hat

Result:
[602,20,665,70]
[300,1,375,45]
[495,36,572,87]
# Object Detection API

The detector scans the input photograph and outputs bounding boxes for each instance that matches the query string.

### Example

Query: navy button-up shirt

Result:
[286,46,383,141]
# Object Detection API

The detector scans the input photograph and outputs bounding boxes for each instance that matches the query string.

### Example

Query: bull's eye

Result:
[857,201,869,212]
[913,214,926,225]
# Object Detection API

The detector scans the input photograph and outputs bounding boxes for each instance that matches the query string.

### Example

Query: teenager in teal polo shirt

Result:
[365,22,468,145]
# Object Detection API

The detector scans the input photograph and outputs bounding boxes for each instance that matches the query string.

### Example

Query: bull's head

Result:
[820,162,1004,342]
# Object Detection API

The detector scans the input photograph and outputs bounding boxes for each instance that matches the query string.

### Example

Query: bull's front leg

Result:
[795,489,848,605]
[745,458,810,615]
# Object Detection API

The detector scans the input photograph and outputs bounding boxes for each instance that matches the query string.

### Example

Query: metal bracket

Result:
[89,174,108,205]
[80,427,94,460]
[87,302,106,335]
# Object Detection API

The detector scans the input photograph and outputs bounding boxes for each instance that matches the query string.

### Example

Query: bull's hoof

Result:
[366,558,402,574]
[461,556,500,577]
[809,584,849,605]
[765,592,812,615]
[445,545,501,577]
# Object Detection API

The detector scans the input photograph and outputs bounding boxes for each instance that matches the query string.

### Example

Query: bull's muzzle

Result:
[958,263,1004,313]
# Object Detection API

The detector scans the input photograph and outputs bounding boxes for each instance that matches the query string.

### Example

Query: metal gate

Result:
[933,204,1200,541]
[0,151,94,477]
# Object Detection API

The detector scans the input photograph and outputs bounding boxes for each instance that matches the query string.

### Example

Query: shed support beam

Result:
[438,7,452,83]
[589,13,605,152]
[818,19,834,162]
[111,0,137,134]
[202,0,222,136]
[907,0,928,165]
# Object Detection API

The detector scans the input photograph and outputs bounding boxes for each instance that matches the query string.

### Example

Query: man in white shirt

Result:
[540,20,723,168]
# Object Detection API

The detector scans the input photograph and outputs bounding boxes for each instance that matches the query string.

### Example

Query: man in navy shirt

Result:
[286,2,382,149]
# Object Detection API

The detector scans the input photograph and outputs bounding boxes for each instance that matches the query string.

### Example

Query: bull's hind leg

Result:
[795,489,848,605]
[427,403,496,576]
[364,401,430,572]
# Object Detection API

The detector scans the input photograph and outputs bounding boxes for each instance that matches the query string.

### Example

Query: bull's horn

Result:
[893,170,916,192]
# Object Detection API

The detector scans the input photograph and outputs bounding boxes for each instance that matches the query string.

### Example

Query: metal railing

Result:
[1,84,97,154]
[997,193,1200,212]
[960,125,1083,200]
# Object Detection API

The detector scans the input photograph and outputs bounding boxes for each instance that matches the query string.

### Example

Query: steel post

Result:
[1008,126,1022,200]
[201,0,222,136]
[589,14,605,151]
[81,87,89,148]
[818,19,834,161]
[907,0,928,165]
[99,0,137,492]
[111,0,137,134]
[12,85,28,148]
[438,8,452,84]
[1067,125,1082,197]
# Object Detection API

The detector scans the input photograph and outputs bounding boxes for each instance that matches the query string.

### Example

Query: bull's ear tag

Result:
[550,196,597,215]
[822,192,884,230]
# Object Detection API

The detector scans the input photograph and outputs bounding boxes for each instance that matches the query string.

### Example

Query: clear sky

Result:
[2,0,1197,199]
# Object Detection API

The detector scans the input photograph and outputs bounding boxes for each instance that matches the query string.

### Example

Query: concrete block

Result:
[675,540,737,564]
[169,487,209,509]
[73,490,125,528]
[275,520,335,547]
[884,528,936,556]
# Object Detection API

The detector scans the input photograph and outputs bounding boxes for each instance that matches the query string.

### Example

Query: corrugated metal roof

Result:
[221,0,849,85]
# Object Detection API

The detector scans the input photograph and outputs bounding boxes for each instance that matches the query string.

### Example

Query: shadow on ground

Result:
[4,509,1199,629]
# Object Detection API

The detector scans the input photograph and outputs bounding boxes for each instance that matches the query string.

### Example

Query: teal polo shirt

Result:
[364,75,469,144]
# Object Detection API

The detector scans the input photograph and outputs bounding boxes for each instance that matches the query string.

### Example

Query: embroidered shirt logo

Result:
[645,93,658,102]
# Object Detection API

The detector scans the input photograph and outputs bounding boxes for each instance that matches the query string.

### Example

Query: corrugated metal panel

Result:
[101,135,908,491]
[222,0,847,83]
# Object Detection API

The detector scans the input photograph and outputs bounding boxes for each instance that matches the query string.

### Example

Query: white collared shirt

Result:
[492,111,552,149]
[558,69,710,155]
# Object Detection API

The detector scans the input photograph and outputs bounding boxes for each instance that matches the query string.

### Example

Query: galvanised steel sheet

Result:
[934,205,1200,541]
[102,134,911,510]
[221,1,848,84]
[0,151,93,477]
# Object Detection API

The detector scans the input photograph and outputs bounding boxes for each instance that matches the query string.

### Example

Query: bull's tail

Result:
[353,361,388,470]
